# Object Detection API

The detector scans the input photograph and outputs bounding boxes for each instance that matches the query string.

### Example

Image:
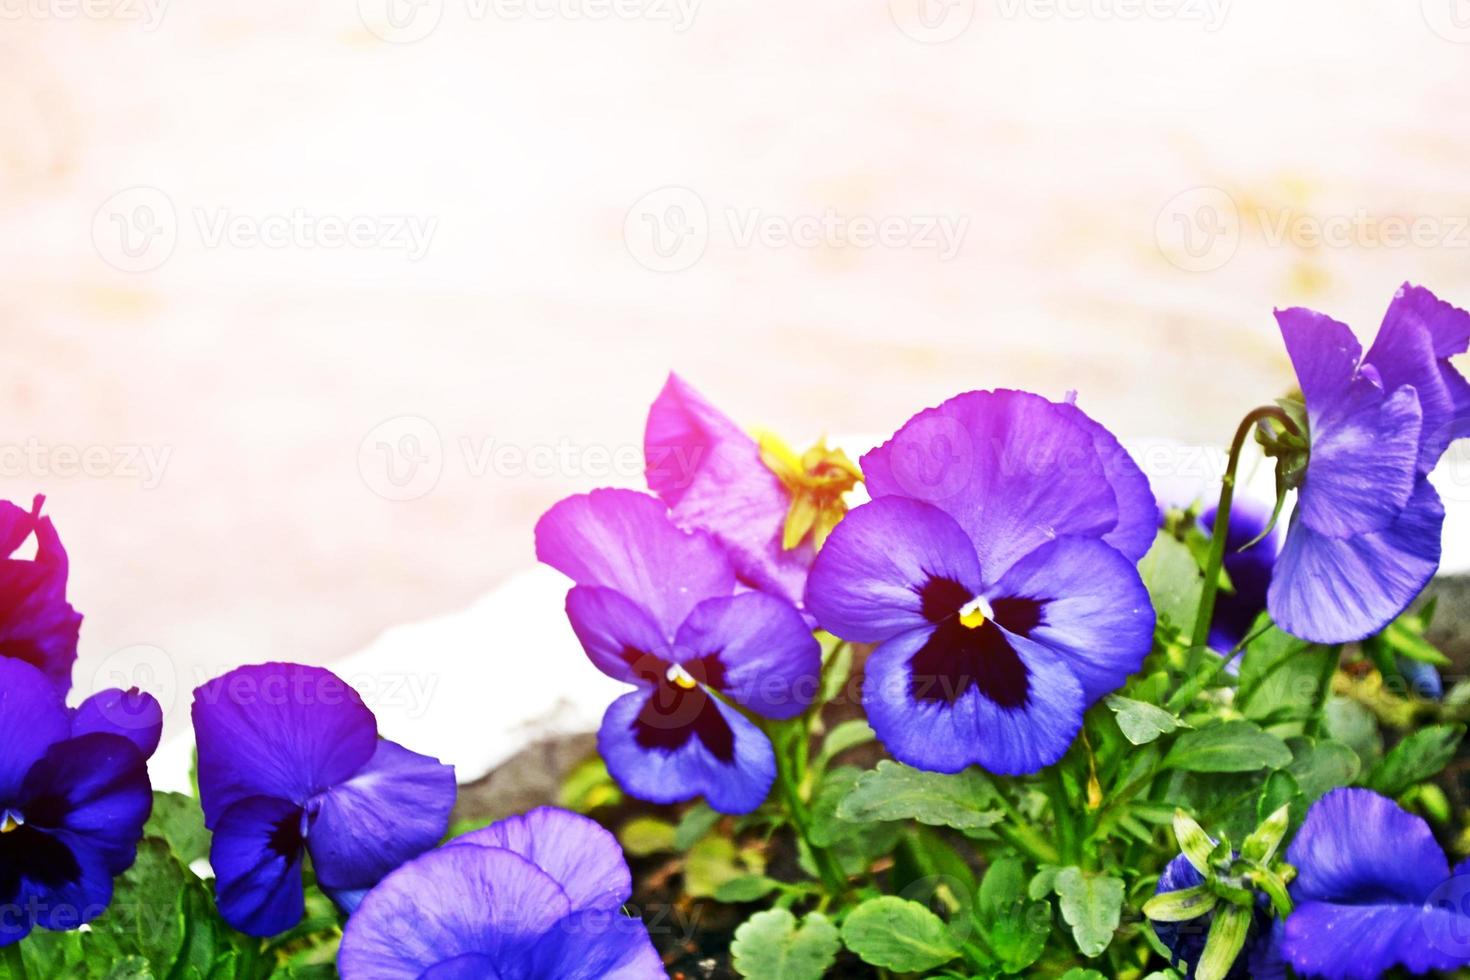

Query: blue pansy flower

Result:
[0,658,155,947]
[1269,284,1470,643]
[191,662,456,936]
[805,390,1157,774]
[536,489,822,815]
[1283,787,1470,978]
[0,496,83,694]
[338,806,663,979]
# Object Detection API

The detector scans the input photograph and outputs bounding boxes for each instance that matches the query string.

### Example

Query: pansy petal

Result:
[210,795,307,937]
[1287,787,1447,904]
[18,828,117,934]
[863,390,1131,579]
[0,658,69,801]
[1276,306,1363,413]
[417,955,507,980]
[535,488,736,636]
[1269,478,1443,644]
[456,806,632,913]
[565,586,671,683]
[1283,900,1470,979]
[598,689,776,814]
[987,537,1155,704]
[676,592,822,720]
[862,626,1084,775]
[339,846,572,980]
[1368,286,1461,472]
[805,496,983,644]
[1378,284,1470,463]
[0,510,81,695]
[532,908,667,980]
[19,733,152,875]
[307,739,456,899]
[1052,400,1158,561]
[646,373,810,608]
[71,688,163,759]
[192,663,378,827]
[1203,498,1280,653]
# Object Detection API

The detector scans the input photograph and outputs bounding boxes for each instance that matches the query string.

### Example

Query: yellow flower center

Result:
[958,596,992,630]
[1,812,21,834]
[666,663,699,691]
[755,431,863,552]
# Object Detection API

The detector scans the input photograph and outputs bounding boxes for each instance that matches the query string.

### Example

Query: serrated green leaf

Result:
[1366,724,1465,797]
[1054,867,1123,958]
[731,909,840,980]
[1163,721,1292,773]
[1106,695,1189,745]
[978,857,1048,972]
[836,761,1001,832]
[840,897,960,972]
[84,838,188,973]
[143,792,212,867]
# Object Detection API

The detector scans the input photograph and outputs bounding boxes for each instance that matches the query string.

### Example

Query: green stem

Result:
[1046,767,1077,865]
[1184,406,1300,680]
[1,945,26,980]
[772,722,848,898]
[1165,619,1275,715]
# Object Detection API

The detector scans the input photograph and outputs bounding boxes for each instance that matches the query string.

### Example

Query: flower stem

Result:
[772,721,848,898]
[1184,406,1300,681]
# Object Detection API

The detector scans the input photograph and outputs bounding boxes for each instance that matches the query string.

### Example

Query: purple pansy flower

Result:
[805,390,1157,774]
[339,806,662,979]
[1150,853,1286,980]
[1269,284,1470,644]
[536,488,821,814]
[0,496,82,694]
[0,658,155,947]
[191,663,456,936]
[645,373,860,615]
[1283,787,1470,978]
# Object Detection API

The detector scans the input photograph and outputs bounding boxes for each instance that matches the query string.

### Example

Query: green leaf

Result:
[618,817,677,857]
[1053,867,1124,958]
[143,792,212,866]
[836,761,1002,832]
[84,838,188,973]
[1163,721,1292,773]
[1060,968,1108,980]
[1322,696,1383,766]
[557,755,622,813]
[813,719,875,775]
[1171,811,1216,875]
[1028,864,1061,900]
[819,637,855,705]
[1241,804,1289,864]
[1237,629,1337,733]
[714,875,781,903]
[1366,724,1465,797]
[978,857,1049,972]
[731,909,841,980]
[673,802,721,850]
[1284,737,1361,803]
[684,837,749,898]
[1105,695,1190,745]
[840,897,961,972]
[103,959,153,980]
[1139,531,1203,632]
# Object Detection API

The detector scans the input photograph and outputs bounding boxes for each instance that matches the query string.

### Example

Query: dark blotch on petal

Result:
[630,655,736,764]
[918,576,971,624]
[268,811,306,862]
[909,619,1030,709]
[991,596,1043,636]
[0,825,83,896]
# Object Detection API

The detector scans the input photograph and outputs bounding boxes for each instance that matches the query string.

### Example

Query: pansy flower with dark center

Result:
[1269,284,1470,643]
[338,807,663,979]
[0,658,155,947]
[805,390,1157,774]
[644,373,860,616]
[1282,787,1470,978]
[0,495,82,694]
[191,663,456,936]
[536,488,822,814]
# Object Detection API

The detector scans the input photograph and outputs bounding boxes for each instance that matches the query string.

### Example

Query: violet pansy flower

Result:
[0,495,82,694]
[0,658,155,947]
[1282,787,1470,979]
[192,662,456,936]
[536,488,821,814]
[805,390,1156,774]
[1269,284,1470,643]
[645,373,860,614]
[338,807,663,979]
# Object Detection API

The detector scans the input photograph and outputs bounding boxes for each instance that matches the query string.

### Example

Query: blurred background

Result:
[3,0,1469,749]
